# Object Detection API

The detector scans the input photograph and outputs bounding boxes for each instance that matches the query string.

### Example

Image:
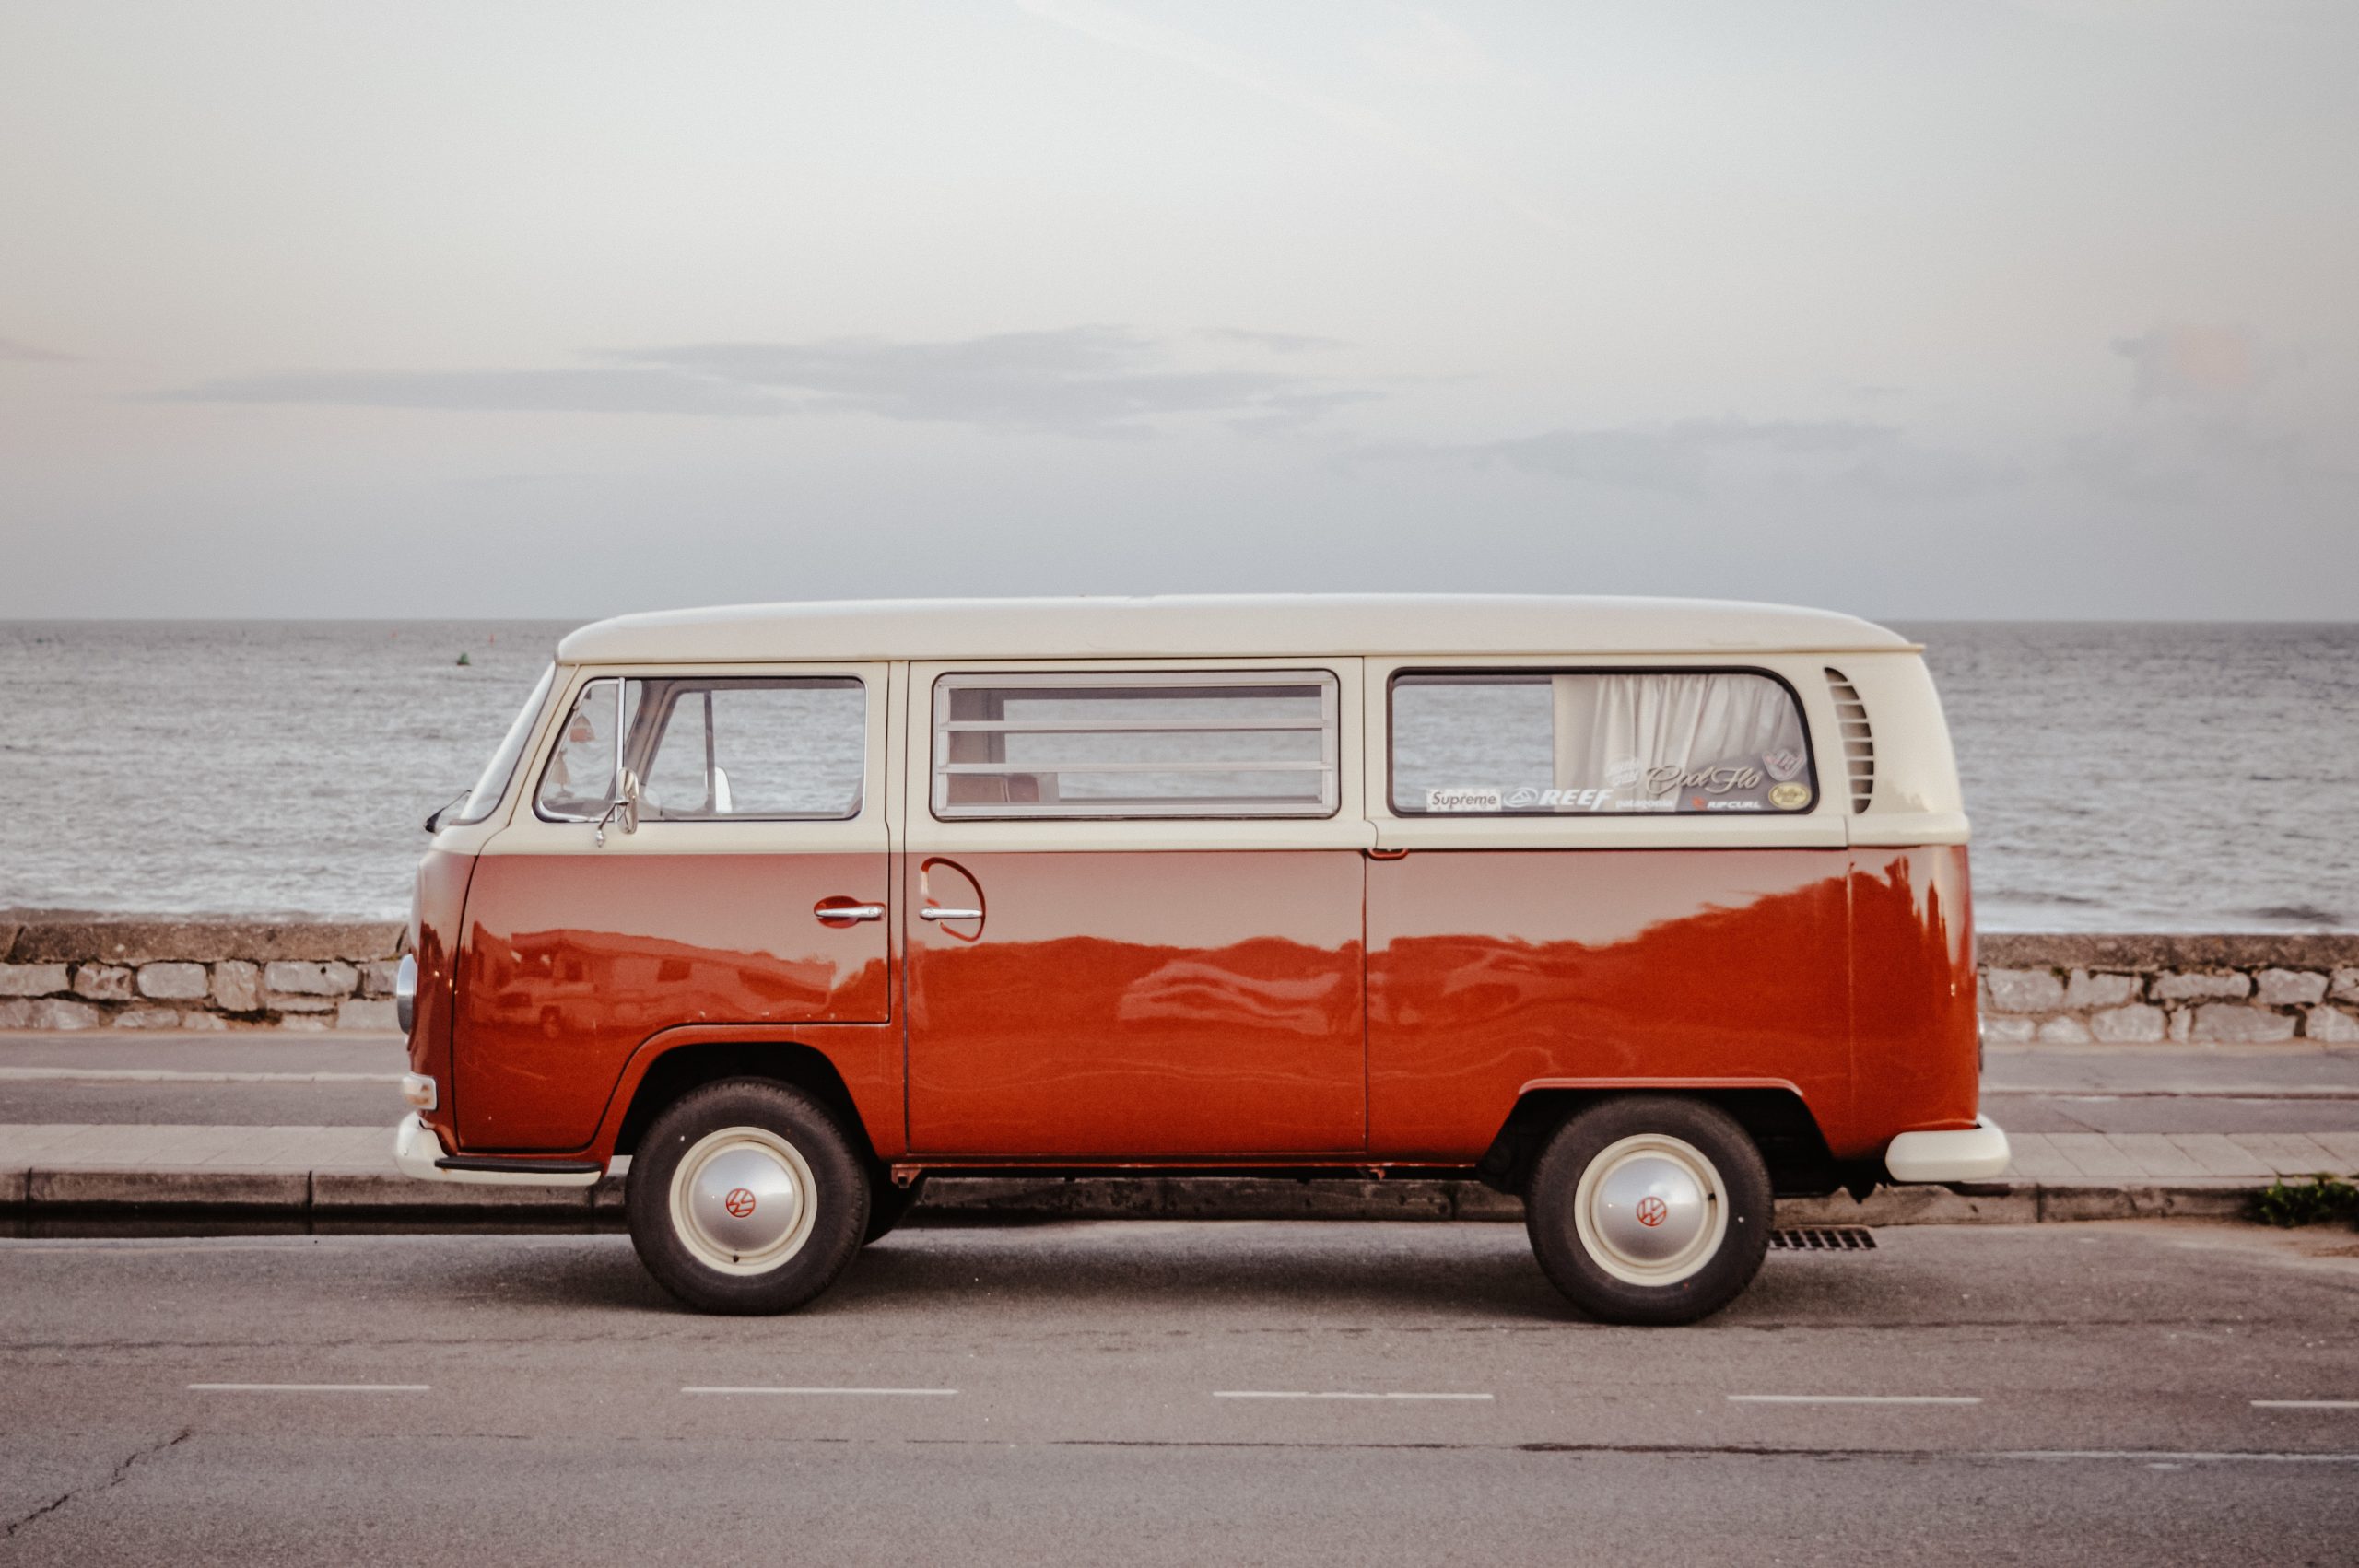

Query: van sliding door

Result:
[900,663,1374,1157]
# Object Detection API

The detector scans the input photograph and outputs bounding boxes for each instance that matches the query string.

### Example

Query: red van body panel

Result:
[1367,848,1856,1161]
[1848,843,1981,1146]
[903,850,1366,1155]
[406,847,475,1153]
[427,839,1978,1171]
[451,851,889,1152]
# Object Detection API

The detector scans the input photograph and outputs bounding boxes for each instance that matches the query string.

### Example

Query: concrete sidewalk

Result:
[1,1036,2354,1230]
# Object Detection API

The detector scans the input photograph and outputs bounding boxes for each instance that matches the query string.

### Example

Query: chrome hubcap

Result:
[1573,1132,1726,1286]
[669,1126,817,1275]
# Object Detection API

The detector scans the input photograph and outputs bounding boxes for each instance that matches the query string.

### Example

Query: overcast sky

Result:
[2,0,2354,620]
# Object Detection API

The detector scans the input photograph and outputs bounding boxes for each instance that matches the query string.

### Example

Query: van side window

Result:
[534,676,863,822]
[639,679,865,821]
[933,671,1338,819]
[1391,671,1816,814]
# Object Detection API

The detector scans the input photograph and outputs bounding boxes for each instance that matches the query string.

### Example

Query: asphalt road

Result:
[6,1034,2358,1133]
[4,1219,2356,1564]
[0,1035,404,1125]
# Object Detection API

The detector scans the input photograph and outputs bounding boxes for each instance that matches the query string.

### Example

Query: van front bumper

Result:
[1884,1116,2012,1184]
[392,1114,604,1188]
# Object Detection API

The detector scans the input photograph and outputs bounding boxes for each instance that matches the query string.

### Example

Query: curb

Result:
[0,1169,2278,1231]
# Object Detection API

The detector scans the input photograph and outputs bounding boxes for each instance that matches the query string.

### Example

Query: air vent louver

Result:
[1823,668,1874,814]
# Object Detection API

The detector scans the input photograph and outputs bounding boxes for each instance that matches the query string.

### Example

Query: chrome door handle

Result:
[918,907,983,921]
[816,903,886,923]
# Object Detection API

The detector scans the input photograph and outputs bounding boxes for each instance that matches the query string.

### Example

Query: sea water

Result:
[1,618,2351,930]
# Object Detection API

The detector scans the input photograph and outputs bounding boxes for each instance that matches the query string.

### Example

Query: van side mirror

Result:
[596,770,641,847]
[424,790,466,835]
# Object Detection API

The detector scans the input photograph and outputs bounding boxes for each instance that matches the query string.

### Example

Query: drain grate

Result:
[1769,1226,1877,1251]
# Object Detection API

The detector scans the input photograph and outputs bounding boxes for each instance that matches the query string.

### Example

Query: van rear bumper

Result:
[392,1114,604,1188]
[1884,1116,2011,1184]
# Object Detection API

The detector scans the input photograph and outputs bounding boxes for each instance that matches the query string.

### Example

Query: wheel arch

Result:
[608,1036,880,1164]
[1478,1081,1841,1199]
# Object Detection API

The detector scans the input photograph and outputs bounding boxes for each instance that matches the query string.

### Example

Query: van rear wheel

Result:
[627,1079,870,1314]
[1524,1096,1771,1326]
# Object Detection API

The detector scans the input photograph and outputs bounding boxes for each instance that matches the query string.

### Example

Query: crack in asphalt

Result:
[3,1427,190,1539]
[886,1436,2359,1463]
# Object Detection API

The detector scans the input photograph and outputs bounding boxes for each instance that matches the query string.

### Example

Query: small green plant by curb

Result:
[2254,1174,2359,1228]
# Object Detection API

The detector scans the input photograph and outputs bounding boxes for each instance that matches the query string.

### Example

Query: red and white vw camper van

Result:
[392,595,2006,1324]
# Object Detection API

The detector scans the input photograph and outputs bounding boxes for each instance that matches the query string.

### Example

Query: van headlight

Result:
[395,952,417,1034]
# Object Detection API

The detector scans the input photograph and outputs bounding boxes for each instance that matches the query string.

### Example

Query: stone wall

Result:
[0,913,404,1031]
[3,916,2356,1039]
[1978,933,2359,1045]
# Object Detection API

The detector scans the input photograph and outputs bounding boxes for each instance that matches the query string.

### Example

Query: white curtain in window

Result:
[1551,673,1802,791]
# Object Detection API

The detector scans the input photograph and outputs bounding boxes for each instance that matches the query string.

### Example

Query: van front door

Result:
[901,666,1370,1157]
[453,667,891,1152]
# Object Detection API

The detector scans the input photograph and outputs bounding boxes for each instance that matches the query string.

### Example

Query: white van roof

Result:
[557,595,1916,664]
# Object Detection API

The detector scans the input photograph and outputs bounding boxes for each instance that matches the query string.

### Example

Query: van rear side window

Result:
[933,671,1339,819]
[1391,671,1817,814]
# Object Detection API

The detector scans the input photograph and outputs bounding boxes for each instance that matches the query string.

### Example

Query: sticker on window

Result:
[1426,787,1503,813]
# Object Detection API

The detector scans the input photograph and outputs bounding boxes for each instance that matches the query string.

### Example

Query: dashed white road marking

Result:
[681,1386,957,1397]
[3,1244,357,1257]
[0,1067,398,1083]
[2251,1399,2359,1410]
[2003,1450,2359,1464]
[1729,1395,1982,1406]
[1214,1391,1495,1402]
[189,1383,428,1393]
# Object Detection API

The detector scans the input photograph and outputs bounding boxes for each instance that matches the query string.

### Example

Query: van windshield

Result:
[448,663,557,826]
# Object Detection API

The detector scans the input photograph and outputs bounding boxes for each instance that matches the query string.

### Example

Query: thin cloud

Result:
[2077,324,2353,499]
[161,367,781,416]
[1476,417,1902,495]
[158,326,1373,437]
[2065,419,2353,503]
[1200,328,1347,354]
[0,335,75,363]
[612,326,1367,435]
[2114,322,2271,403]
[1226,386,1380,435]
[1015,0,1569,236]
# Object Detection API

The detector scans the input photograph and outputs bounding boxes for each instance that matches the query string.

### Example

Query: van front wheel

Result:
[1524,1096,1771,1326]
[627,1079,870,1314]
